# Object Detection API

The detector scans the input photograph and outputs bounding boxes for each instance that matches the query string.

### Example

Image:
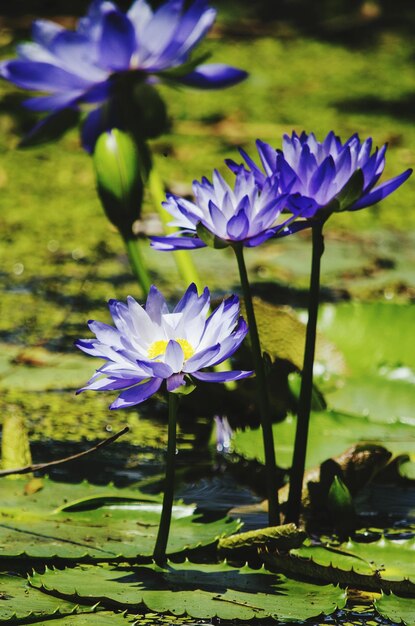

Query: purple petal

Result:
[75,338,101,357]
[145,285,169,323]
[99,9,137,71]
[173,282,198,313]
[77,373,145,393]
[110,377,162,409]
[77,79,112,105]
[78,0,118,40]
[141,0,184,57]
[180,63,248,89]
[192,369,253,383]
[0,60,92,92]
[88,320,122,347]
[226,208,250,240]
[166,372,186,391]
[150,235,205,251]
[350,168,412,211]
[108,298,130,334]
[136,359,173,378]
[49,31,106,81]
[32,19,63,47]
[171,1,216,58]
[81,106,105,153]
[23,91,81,112]
[165,340,184,372]
[309,155,336,203]
[184,344,220,372]
[206,318,249,366]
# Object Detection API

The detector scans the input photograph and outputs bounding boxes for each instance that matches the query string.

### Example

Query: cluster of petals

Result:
[227,131,412,218]
[76,284,252,409]
[151,167,308,251]
[0,0,247,150]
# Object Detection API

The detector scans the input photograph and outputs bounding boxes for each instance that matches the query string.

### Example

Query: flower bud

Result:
[327,475,355,531]
[93,129,144,237]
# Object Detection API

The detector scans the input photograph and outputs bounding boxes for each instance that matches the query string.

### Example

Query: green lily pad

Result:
[264,537,415,595]
[232,410,415,470]
[375,592,415,625]
[29,561,346,621]
[318,303,415,421]
[0,478,240,560]
[23,615,136,626]
[0,572,94,622]
[0,344,95,392]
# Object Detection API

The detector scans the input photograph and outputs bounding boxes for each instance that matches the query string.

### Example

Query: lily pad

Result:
[0,572,94,622]
[29,561,346,622]
[232,410,415,470]
[318,303,415,422]
[22,615,136,626]
[0,478,240,560]
[264,537,415,595]
[0,344,95,391]
[375,592,415,625]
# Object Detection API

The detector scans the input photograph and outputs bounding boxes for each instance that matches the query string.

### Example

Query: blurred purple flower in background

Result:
[151,166,308,251]
[0,0,247,150]
[227,131,412,219]
[76,284,252,409]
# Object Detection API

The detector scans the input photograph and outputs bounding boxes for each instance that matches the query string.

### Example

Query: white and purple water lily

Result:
[227,131,412,218]
[151,166,308,251]
[0,0,247,151]
[76,284,252,409]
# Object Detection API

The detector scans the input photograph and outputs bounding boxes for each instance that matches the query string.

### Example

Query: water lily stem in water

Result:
[153,392,179,564]
[233,243,280,526]
[285,220,325,524]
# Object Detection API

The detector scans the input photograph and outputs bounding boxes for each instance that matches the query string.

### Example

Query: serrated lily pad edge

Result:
[29,561,347,622]
[262,550,415,596]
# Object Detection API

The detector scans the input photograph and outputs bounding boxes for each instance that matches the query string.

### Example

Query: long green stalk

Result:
[233,244,280,526]
[285,221,325,524]
[153,392,179,564]
[124,236,152,296]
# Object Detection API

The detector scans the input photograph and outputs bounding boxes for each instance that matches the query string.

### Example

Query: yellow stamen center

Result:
[147,338,195,361]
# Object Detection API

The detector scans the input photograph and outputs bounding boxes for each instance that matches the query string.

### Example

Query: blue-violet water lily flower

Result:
[151,166,308,251]
[0,0,247,151]
[227,131,412,219]
[76,283,252,409]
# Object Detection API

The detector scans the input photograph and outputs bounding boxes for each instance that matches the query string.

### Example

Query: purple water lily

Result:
[227,131,412,219]
[151,166,308,251]
[0,0,247,151]
[76,283,252,409]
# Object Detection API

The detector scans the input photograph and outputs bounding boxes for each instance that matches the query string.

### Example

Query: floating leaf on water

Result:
[375,592,415,625]
[318,302,415,422]
[0,478,239,561]
[29,561,346,621]
[264,537,415,595]
[0,572,94,622]
[231,410,415,470]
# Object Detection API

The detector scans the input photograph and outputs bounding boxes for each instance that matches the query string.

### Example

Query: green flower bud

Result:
[93,129,144,237]
[327,475,355,530]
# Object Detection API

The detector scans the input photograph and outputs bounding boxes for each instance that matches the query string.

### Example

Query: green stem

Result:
[124,236,152,296]
[233,244,280,526]
[148,167,203,291]
[153,392,179,564]
[285,221,325,524]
